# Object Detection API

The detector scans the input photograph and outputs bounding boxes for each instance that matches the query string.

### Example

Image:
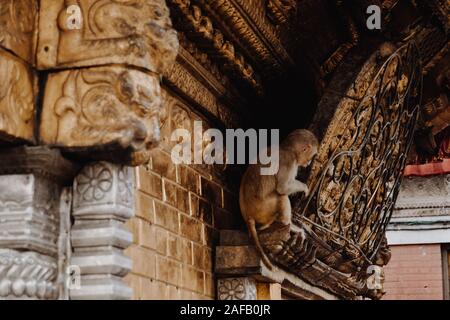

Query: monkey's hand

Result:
[277,179,306,196]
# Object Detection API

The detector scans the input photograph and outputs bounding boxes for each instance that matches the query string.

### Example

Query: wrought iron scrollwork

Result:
[292,42,423,271]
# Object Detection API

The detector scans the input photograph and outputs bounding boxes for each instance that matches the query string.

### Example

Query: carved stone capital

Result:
[37,0,179,74]
[0,147,78,256]
[0,49,36,144]
[217,277,257,301]
[0,147,76,300]
[40,66,163,165]
[72,162,134,220]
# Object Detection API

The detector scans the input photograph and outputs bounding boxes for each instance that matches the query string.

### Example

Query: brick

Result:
[150,149,177,180]
[204,273,215,298]
[178,165,199,193]
[176,187,190,214]
[168,285,181,300]
[180,289,193,300]
[125,245,155,279]
[167,233,182,261]
[180,238,193,265]
[200,177,222,207]
[192,244,213,272]
[180,214,203,243]
[203,247,213,272]
[190,194,213,225]
[156,256,181,286]
[383,244,444,300]
[136,167,163,199]
[135,192,154,222]
[192,243,205,270]
[139,220,156,250]
[126,218,140,245]
[141,279,169,300]
[163,179,177,207]
[182,266,204,293]
[203,225,219,247]
[155,227,168,255]
[154,201,179,233]
[123,273,142,300]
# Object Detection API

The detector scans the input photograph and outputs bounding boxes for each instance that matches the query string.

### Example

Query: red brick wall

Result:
[383,244,444,300]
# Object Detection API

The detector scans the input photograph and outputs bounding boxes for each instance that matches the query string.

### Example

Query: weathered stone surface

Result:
[0,147,78,301]
[0,146,79,185]
[0,0,38,63]
[36,0,179,73]
[0,49,35,144]
[71,220,133,249]
[70,275,132,300]
[0,174,60,256]
[71,248,132,276]
[40,66,163,165]
[0,249,57,300]
[70,162,135,300]
[72,162,134,220]
[216,246,262,274]
[219,230,251,246]
[217,277,257,300]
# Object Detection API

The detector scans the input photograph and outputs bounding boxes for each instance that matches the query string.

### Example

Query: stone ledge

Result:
[215,230,340,300]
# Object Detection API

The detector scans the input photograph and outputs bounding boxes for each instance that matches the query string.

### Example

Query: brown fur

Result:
[239,129,319,269]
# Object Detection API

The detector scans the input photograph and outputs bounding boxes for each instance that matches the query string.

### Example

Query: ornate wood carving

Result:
[37,0,179,74]
[266,0,297,26]
[0,49,36,144]
[289,43,421,298]
[0,0,38,63]
[320,1,360,78]
[40,66,163,165]
[167,0,263,94]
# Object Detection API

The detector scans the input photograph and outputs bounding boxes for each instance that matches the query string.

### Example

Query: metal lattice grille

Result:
[293,43,423,267]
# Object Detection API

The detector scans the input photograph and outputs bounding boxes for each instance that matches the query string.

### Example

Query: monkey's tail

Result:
[248,219,274,270]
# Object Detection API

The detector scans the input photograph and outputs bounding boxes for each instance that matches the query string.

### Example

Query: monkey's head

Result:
[282,129,319,167]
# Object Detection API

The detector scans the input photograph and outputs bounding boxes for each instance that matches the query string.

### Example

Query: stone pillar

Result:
[69,162,134,300]
[0,147,78,300]
[0,0,179,300]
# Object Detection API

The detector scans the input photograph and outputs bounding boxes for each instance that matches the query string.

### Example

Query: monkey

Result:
[239,129,319,269]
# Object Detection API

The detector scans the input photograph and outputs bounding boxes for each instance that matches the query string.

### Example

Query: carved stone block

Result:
[0,49,35,144]
[37,0,179,74]
[72,162,134,220]
[40,66,163,164]
[0,0,38,63]
[0,249,57,300]
[71,220,133,249]
[0,174,60,256]
[71,248,132,276]
[217,277,257,300]
[70,275,132,300]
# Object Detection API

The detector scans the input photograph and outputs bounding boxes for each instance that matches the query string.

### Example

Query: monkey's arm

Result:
[276,159,309,196]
